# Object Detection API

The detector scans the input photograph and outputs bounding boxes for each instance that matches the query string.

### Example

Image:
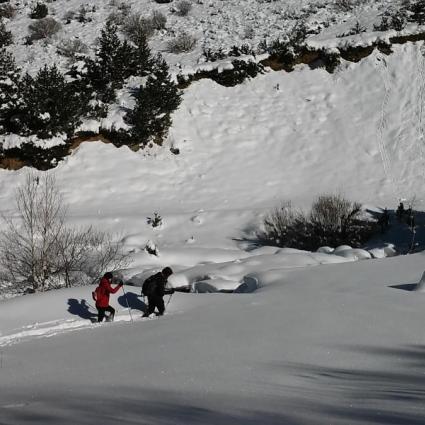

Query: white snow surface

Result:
[3,1,425,423]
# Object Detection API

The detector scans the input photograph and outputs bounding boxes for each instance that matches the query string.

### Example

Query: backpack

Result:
[92,286,104,302]
[142,274,158,296]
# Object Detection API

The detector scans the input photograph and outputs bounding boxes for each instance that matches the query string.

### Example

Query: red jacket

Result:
[93,277,122,308]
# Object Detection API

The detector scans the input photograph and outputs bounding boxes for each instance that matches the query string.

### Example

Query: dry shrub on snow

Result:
[166,31,196,53]
[175,0,192,16]
[122,13,155,42]
[28,17,61,41]
[57,38,88,59]
[0,3,16,19]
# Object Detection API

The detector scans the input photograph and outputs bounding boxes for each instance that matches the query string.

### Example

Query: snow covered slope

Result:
[2,1,425,423]
[1,251,425,424]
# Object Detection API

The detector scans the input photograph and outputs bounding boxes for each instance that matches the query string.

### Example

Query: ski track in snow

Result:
[0,313,139,347]
[375,53,399,200]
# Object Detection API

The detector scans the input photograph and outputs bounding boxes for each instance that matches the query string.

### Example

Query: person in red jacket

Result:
[92,272,123,322]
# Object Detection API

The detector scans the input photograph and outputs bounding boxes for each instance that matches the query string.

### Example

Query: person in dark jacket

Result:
[142,267,174,317]
[92,272,123,322]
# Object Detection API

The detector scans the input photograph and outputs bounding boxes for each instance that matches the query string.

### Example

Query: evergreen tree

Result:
[20,64,89,138]
[0,48,21,134]
[129,27,154,77]
[409,0,425,24]
[0,21,12,48]
[84,20,136,103]
[125,54,181,146]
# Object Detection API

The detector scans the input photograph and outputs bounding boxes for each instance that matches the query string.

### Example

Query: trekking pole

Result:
[166,291,173,308]
[121,285,134,322]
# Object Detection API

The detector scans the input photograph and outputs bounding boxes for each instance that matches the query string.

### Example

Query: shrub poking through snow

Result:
[28,17,62,41]
[57,38,88,59]
[175,0,192,16]
[166,31,197,53]
[122,13,155,42]
[151,10,167,30]
[145,240,159,256]
[147,212,163,228]
[29,3,48,19]
[262,194,377,251]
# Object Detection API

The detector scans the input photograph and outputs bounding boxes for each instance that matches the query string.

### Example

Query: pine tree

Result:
[125,54,181,146]
[0,48,21,134]
[0,21,12,48]
[84,20,136,103]
[97,20,124,83]
[20,64,89,138]
[410,0,425,24]
[129,27,154,77]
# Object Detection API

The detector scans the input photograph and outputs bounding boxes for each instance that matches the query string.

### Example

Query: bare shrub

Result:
[0,173,132,292]
[57,38,88,59]
[262,194,376,251]
[0,173,66,292]
[175,0,192,16]
[76,5,91,23]
[263,201,305,247]
[63,10,75,23]
[0,3,16,19]
[151,10,167,30]
[28,17,61,41]
[166,31,197,53]
[333,0,369,12]
[122,13,154,42]
[308,194,375,249]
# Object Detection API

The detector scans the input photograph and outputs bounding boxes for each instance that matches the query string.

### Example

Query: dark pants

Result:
[143,295,165,317]
[97,305,115,322]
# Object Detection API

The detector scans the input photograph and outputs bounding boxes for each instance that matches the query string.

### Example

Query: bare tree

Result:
[54,226,131,287]
[0,173,66,291]
[0,173,132,293]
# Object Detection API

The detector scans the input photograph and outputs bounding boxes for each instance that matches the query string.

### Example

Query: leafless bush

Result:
[166,31,197,53]
[0,3,16,19]
[0,173,132,292]
[28,17,61,41]
[175,0,192,16]
[107,10,126,26]
[63,10,75,23]
[243,25,255,39]
[151,10,167,30]
[333,0,369,12]
[0,173,66,292]
[122,13,155,42]
[263,201,305,247]
[262,194,376,250]
[309,194,362,235]
[57,38,88,59]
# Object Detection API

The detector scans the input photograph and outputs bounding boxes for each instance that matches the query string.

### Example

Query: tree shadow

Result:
[264,344,425,424]
[118,291,147,313]
[67,298,97,321]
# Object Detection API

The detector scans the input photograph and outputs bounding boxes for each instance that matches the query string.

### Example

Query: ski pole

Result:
[121,285,133,322]
[166,292,173,308]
